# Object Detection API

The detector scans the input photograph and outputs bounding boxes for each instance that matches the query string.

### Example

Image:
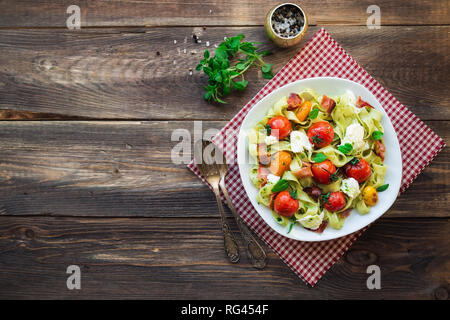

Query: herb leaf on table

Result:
[196,34,274,103]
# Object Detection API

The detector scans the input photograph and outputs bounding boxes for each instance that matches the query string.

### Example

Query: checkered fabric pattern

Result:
[187,28,446,286]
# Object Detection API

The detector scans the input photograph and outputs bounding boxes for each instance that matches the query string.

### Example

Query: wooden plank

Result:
[0,109,84,120]
[0,120,448,218]
[0,0,448,27]
[0,216,448,299]
[0,26,448,120]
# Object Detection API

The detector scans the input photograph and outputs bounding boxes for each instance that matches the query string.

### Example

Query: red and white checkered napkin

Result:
[187,28,446,286]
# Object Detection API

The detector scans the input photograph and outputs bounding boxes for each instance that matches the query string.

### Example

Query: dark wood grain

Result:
[0,0,448,27]
[1,0,449,301]
[0,26,448,120]
[0,120,447,218]
[0,216,447,299]
[0,109,85,120]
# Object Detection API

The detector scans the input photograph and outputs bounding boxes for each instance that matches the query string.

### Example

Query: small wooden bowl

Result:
[264,2,308,48]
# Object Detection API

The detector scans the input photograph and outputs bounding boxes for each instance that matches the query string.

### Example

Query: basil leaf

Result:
[309,108,319,119]
[271,179,289,193]
[349,157,359,165]
[265,124,271,135]
[376,184,389,192]
[338,143,353,155]
[372,130,384,140]
[313,153,327,163]
[287,222,295,234]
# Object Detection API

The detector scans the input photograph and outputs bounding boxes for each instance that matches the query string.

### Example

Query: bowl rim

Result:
[269,2,307,39]
[236,76,403,242]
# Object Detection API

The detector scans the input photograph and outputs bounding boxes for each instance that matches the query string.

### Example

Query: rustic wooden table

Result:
[0,1,448,300]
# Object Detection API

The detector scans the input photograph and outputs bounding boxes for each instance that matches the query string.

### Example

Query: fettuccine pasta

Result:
[248,88,388,234]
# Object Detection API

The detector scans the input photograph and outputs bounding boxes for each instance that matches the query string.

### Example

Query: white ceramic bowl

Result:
[237,77,402,241]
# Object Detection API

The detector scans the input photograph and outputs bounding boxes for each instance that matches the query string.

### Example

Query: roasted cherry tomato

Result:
[273,190,299,217]
[267,116,292,140]
[323,191,346,212]
[362,186,378,206]
[311,160,337,184]
[295,100,312,122]
[307,121,334,148]
[269,151,292,176]
[344,158,372,183]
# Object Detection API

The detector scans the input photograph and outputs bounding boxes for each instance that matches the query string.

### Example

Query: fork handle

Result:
[219,178,267,269]
[213,188,240,263]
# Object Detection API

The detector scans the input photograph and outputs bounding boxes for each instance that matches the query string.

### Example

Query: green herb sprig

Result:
[349,157,360,165]
[287,221,295,234]
[289,189,298,199]
[329,171,339,182]
[376,184,389,192]
[312,135,324,145]
[196,34,273,103]
[320,192,331,205]
[309,108,319,119]
[271,179,289,193]
[313,153,327,163]
[372,131,384,140]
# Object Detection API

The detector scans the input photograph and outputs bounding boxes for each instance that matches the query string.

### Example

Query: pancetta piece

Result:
[321,95,336,115]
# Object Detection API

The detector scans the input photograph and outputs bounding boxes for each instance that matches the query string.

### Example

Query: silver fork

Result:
[215,146,267,269]
[195,139,240,263]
